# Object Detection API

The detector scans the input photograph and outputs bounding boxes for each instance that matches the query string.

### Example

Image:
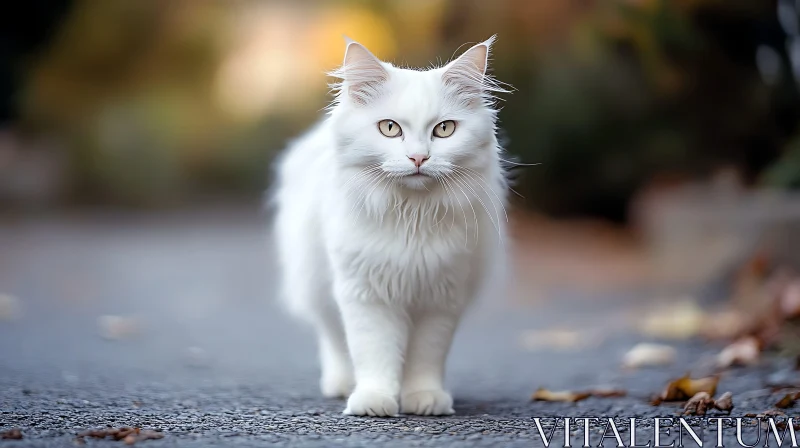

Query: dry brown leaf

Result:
[775,392,799,409]
[1,429,22,440]
[519,329,586,352]
[532,387,626,402]
[124,430,163,445]
[683,392,714,415]
[76,429,107,439]
[717,336,761,368]
[622,343,676,368]
[110,428,138,441]
[637,300,706,340]
[532,388,591,402]
[654,374,719,403]
[588,388,627,398]
[714,391,734,412]
[74,427,162,445]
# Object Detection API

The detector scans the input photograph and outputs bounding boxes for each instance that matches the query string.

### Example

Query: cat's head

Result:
[328,36,507,191]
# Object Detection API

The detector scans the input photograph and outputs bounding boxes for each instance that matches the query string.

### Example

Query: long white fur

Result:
[272,36,509,417]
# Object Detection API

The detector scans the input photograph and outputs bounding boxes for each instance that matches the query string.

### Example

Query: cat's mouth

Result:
[398,171,434,189]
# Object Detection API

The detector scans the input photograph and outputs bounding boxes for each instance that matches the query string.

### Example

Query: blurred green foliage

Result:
[9,0,800,219]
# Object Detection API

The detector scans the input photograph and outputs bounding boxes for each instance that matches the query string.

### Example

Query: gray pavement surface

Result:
[0,207,798,447]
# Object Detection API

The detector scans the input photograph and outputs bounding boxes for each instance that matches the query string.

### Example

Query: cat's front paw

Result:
[400,389,455,416]
[343,388,399,417]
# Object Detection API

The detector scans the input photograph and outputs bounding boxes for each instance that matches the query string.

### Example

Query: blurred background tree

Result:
[2,0,799,222]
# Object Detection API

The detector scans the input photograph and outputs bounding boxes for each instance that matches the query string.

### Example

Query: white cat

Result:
[272,36,509,417]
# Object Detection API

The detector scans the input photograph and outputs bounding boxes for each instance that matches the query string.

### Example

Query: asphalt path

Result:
[0,208,797,447]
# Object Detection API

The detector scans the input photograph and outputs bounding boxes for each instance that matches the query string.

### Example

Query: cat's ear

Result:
[442,35,495,97]
[339,37,389,105]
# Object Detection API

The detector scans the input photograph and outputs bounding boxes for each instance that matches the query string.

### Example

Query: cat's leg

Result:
[277,232,353,398]
[314,302,354,398]
[400,309,461,416]
[336,290,408,417]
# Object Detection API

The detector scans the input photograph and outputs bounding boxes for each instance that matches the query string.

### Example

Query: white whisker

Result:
[343,165,382,202]
[448,176,479,248]
[499,158,541,167]
[449,173,492,242]
[437,174,467,245]
[451,166,508,224]
[354,172,389,222]
[349,171,384,222]
[433,175,456,233]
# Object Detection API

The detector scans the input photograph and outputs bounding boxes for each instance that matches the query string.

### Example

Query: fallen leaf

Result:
[775,392,799,409]
[532,388,591,402]
[74,427,162,445]
[714,391,734,412]
[519,329,587,351]
[717,336,761,368]
[77,429,108,439]
[588,388,627,398]
[654,374,719,403]
[531,387,626,402]
[683,392,714,415]
[622,343,676,368]
[110,427,138,441]
[125,430,163,445]
[637,300,706,340]
[1,428,23,440]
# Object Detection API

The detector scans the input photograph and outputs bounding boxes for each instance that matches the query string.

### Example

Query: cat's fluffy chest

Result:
[324,203,485,308]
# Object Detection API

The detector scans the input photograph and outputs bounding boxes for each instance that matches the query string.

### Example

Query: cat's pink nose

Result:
[408,154,429,168]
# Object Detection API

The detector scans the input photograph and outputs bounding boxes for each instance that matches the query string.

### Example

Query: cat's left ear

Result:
[442,35,495,94]
[340,37,389,105]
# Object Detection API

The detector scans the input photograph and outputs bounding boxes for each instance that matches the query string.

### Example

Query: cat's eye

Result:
[433,120,456,138]
[378,120,402,138]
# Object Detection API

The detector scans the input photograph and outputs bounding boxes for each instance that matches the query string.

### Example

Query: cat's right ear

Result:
[339,38,389,105]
